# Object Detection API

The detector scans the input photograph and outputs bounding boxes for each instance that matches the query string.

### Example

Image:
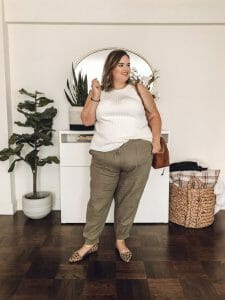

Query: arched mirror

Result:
[65,47,159,130]
[64,47,158,130]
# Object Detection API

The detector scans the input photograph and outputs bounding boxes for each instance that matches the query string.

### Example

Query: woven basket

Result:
[169,176,216,228]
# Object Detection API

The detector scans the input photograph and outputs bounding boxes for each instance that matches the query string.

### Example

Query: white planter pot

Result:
[22,191,52,219]
[69,106,94,130]
[69,106,83,125]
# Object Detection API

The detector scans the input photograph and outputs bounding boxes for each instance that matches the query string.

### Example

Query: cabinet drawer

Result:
[60,143,92,166]
[60,166,115,223]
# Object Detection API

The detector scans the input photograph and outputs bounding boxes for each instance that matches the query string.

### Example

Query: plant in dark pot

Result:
[0,88,60,219]
[64,64,94,130]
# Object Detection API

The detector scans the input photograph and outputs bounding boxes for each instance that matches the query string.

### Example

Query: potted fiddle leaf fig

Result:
[0,88,60,219]
[64,64,94,130]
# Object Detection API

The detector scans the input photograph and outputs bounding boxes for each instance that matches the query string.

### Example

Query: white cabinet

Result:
[59,130,170,223]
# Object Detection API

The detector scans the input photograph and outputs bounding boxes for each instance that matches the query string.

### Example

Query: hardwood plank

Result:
[82,279,116,297]
[148,278,184,299]
[47,279,85,299]
[202,261,225,283]
[116,279,151,300]
[55,263,88,280]
[116,261,147,279]
[213,282,225,298]
[144,261,176,278]
[87,261,116,280]
[12,278,53,300]
[0,277,21,298]
[180,277,218,300]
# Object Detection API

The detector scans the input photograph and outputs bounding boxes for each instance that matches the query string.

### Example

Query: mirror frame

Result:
[65,47,159,107]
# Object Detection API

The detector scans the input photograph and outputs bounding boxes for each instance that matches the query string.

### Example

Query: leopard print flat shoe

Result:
[68,244,98,263]
[116,247,132,263]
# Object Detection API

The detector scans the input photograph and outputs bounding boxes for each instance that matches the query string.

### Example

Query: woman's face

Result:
[112,55,131,84]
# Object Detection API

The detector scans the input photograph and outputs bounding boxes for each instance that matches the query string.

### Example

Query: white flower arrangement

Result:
[130,67,160,101]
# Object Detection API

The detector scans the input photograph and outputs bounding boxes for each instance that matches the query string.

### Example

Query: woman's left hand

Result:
[152,140,161,154]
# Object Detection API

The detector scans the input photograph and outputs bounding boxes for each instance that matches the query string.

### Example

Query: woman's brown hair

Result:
[101,49,131,91]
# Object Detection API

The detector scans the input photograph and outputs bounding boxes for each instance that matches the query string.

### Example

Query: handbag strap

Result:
[133,82,150,114]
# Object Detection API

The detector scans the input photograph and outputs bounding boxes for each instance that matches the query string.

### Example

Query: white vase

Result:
[22,191,52,219]
[69,106,94,130]
[69,106,83,125]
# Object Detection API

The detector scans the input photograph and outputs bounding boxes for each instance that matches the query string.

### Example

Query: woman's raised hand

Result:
[91,78,101,100]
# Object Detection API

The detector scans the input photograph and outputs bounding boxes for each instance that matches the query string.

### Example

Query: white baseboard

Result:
[0,200,16,215]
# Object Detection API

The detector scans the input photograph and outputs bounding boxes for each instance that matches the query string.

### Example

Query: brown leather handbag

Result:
[152,136,169,169]
[134,82,169,169]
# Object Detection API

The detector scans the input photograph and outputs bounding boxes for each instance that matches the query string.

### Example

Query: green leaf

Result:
[14,144,24,155]
[18,100,36,111]
[35,132,53,147]
[64,89,75,106]
[14,134,35,146]
[9,133,21,145]
[37,156,60,166]
[35,90,44,96]
[48,156,60,163]
[72,62,78,88]
[25,150,39,170]
[19,88,36,98]
[68,78,77,103]
[37,97,54,107]
[76,70,88,106]
[0,144,24,161]
[36,119,53,130]
[8,133,36,147]
[37,141,53,147]
[0,147,15,160]
[14,121,30,127]
[38,107,57,120]
[0,155,10,161]
[8,158,22,172]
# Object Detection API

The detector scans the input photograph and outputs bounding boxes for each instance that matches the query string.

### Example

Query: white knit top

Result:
[90,83,152,152]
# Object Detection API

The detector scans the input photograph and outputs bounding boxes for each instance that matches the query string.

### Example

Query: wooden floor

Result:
[0,211,225,300]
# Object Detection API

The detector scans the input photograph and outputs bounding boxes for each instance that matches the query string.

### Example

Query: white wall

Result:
[1,0,225,213]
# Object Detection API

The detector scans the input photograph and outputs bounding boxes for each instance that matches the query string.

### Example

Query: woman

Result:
[69,49,161,263]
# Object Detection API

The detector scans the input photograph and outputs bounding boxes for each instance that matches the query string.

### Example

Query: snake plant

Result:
[64,63,88,106]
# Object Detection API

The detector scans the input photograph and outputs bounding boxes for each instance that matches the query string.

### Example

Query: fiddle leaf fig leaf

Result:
[25,150,39,171]
[19,88,36,98]
[9,133,21,145]
[8,158,23,172]
[14,144,24,155]
[37,97,54,107]
[14,121,30,127]
[0,148,15,160]
[18,101,36,111]
[37,156,60,166]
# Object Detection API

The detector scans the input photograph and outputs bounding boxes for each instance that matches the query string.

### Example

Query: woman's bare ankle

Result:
[83,243,95,249]
[116,239,130,248]
[78,244,94,254]
[116,239,125,243]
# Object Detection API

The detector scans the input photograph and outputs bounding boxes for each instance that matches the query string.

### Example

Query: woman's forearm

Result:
[81,93,99,126]
[148,112,162,141]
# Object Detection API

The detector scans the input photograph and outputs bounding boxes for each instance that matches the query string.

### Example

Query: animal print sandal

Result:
[116,247,132,262]
[68,244,98,263]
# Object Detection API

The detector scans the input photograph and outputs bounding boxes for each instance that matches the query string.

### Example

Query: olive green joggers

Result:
[83,139,153,245]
